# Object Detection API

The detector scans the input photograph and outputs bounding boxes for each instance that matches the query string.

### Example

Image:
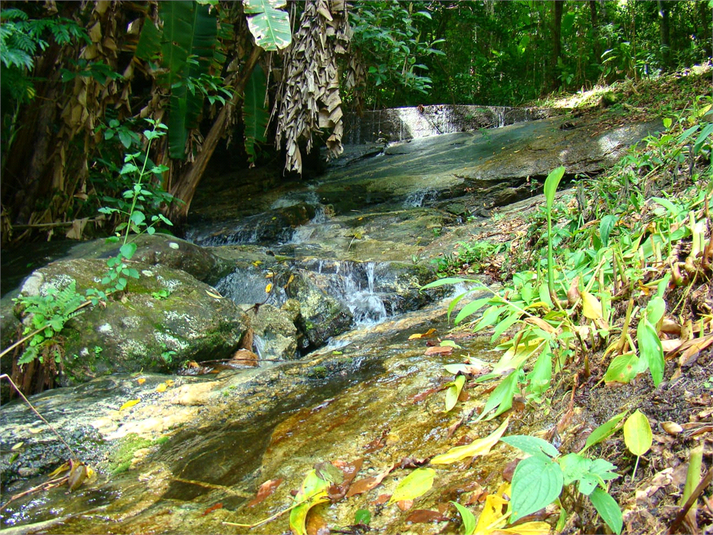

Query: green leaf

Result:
[120,242,137,260]
[646,297,666,326]
[445,374,466,412]
[243,64,269,162]
[289,470,330,535]
[451,501,476,535]
[623,410,652,457]
[453,297,492,325]
[490,311,521,344]
[130,211,146,227]
[580,411,628,453]
[388,467,435,504]
[501,435,560,459]
[509,455,563,522]
[421,277,478,290]
[693,123,713,154]
[603,353,641,385]
[473,304,504,333]
[544,166,566,210]
[589,487,623,535]
[354,509,371,525]
[135,18,162,61]
[243,0,291,51]
[525,346,552,399]
[559,452,590,486]
[599,215,617,248]
[637,319,664,386]
[476,370,518,421]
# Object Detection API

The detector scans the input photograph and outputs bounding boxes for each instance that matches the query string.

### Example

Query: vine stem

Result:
[0,374,79,460]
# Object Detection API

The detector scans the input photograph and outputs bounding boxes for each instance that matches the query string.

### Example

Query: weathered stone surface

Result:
[67,234,234,286]
[14,258,247,385]
[241,304,299,360]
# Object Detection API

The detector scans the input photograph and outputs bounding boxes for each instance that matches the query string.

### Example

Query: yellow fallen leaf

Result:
[265,283,273,293]
[205,289,223,299]
[137,377,146,385]
[155,383,167,393]
[582,291,602,320]
[165,379,175,387]
[409,328,437,340]
[430,417,510,464]
[119,399,141,411]
[265,272,274,278]
[470,483,551,535]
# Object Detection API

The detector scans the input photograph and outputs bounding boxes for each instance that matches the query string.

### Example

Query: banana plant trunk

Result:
[166,46,263,225]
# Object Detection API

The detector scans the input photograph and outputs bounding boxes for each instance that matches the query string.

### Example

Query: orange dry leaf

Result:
[425,346,454,356]
[346,465,394,498]
[247,478,283,507]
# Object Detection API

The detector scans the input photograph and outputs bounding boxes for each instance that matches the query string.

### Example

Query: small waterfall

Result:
[403,188,438,208]
[335,262,388,325]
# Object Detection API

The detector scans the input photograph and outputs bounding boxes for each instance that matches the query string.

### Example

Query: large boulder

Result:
[12,258,247,386]
[67,234,234,286]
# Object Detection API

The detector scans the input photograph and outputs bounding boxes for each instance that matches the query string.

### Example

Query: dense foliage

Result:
[0,0,710,246]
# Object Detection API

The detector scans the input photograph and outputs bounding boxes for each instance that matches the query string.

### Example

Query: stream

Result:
[0,107,659,534]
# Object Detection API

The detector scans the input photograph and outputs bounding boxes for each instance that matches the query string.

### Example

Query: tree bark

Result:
[166,45,263,224]
[657,0,671,69]
[589,1,601,65]
[551,0,564,90]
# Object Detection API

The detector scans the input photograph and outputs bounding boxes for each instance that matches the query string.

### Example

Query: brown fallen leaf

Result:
[328,458,363,501]
[202,503,223,516]
[364,428,390,453]
[230,348,259,367]
[425,346,454,356]
[247,478,283,507]
[346,465,394,498]
[410,387,442,404]
[405,509,450,523]
[372,494,390,505]
[397,499,414,511]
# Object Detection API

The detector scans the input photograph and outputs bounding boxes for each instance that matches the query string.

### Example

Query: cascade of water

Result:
[337,262,388,325]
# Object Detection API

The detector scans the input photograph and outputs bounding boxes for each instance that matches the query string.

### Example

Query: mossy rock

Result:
[67,234,234,286]
[15,258,247,385]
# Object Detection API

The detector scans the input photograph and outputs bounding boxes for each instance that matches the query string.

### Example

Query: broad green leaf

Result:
[645,296,666,326]
[431,417,509,464]
[637,319,664,386]
[589,487,623,535]
[445,375,466,412]
[603,353,641,384]
[354,509,371,525]
[525,346,552,399]
[509,455,563,522]
[476,371,519,421]
[599,215,617,248]
[490,311,521,344]
[453,297,492,325]
[501,434,559,459]
[544,166,566,210]
[694,122,713,154]
[580,411,628,453]
[450,501,476,535]
[559,453,590,486]
[388,467,435,504]
[243,64,269,162]
[623,410,652,457]
[473,304,504,333]
[244,0,291,51]
[421,277,477,290]
[289,470,330,535]
[120,242,137,260]
[135,18,161,61]
[650,197,679,215]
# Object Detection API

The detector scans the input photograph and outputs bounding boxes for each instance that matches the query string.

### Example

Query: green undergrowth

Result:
[422,92,712,533]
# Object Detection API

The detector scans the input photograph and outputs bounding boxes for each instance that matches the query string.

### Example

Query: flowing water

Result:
[1,107,654,534]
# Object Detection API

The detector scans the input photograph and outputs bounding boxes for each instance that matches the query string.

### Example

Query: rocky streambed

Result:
[0,109,662,534]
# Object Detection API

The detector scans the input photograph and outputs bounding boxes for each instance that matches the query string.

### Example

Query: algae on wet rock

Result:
[13,258,247,385]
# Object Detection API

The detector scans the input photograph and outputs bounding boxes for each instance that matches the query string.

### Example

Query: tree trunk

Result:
[589,0,601,65]
[551,0,564,90]
[166,46,262,225]
[657,0,671,68]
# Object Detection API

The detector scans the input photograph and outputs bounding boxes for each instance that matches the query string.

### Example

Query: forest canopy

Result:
[1,0,710,246]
